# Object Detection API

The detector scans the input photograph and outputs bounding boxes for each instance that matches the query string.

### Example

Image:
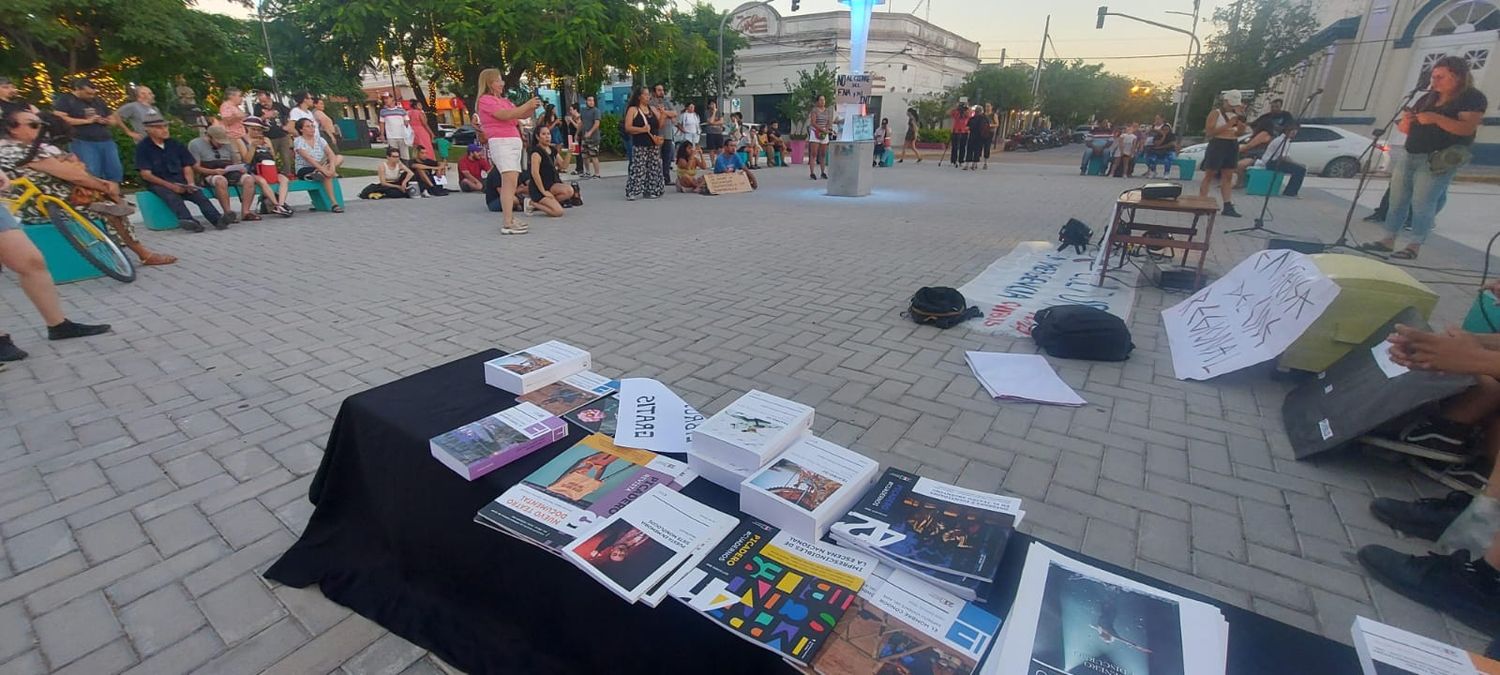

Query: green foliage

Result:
[1186,0,1319,131]
[778,63,836,135]
[111,118,199,189]
[908,92,950,131]
[954,65,1034,112]
[599,113,624,155]
[1034,60,1135,128]
[640,2,745,107]
[917,128,950,144]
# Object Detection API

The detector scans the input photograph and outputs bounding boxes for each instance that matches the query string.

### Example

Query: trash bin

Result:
[434,138,452,160]
[1174,157,1196,181]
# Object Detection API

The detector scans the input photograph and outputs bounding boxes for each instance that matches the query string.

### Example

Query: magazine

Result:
[518,371,619,416]
[564,395,620,435]
[811,567,1002,675]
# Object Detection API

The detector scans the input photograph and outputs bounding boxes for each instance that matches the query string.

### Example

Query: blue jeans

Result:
[71,139,123,183]
[1384,151,1455,245]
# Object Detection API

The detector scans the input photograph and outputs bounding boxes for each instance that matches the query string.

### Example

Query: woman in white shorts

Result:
[807,95,832,180]
[475,68,540,235]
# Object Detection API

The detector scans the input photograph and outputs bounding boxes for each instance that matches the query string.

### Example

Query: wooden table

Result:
[1097,192,1219,287]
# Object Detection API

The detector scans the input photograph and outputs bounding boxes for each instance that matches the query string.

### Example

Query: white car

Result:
[437,123,458,139]
[1177,124,1387,178]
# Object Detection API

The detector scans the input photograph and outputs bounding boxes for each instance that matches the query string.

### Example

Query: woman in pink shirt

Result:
[219,88,246,140]
[476,68,540,235]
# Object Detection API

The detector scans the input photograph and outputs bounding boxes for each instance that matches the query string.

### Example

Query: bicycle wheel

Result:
[42,198,136,283]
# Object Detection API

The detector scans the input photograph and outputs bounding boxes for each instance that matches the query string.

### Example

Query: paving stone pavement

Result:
[1,147,1494,672]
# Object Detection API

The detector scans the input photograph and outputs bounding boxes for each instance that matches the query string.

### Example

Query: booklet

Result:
[517,371,619,416]
[428,403,568,480]
[811,567,1002,675]
[1352,616,1500,675]
[670,519,878,666]
[829,468,1024,582]
[474,434,695,553]
[965,352,1086,407]
[562,485,737,604]
[564,395,620,436]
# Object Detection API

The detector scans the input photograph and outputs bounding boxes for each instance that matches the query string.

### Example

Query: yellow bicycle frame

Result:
[2,177,113,242]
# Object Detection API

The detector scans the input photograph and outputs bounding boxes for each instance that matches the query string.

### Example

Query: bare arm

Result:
[26,156,117,193]
[486,97,540,122]
[530,152,546,188]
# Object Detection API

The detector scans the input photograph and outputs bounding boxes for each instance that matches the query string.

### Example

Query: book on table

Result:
[517,371,618,416]
[474,433,696,554]
[810,566,1002,675]
[688,450,753,494]
[669,518,878,666]
[740,434,880,541]
[560,484,737,605]
[483,340,591,394]
[980,543,1228,675]
[1352,616,1500,675]
[428,402,569,480]
[564,394,619,435]
[690,389,815,475]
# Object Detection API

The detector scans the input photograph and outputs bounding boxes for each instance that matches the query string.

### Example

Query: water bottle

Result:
[522,196,533,215]
[1438,494,1500,558]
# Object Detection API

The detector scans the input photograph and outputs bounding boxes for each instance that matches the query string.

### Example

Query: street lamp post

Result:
[256,1,280,98]
[1096,4,1201,131]
[1165,1,1202,132]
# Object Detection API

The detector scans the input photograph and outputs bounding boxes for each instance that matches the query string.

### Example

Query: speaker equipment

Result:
[1139,182,1181,200]
[1143,258,1210,291]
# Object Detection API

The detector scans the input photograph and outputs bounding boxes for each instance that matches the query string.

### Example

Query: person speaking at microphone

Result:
[1361,56,1487,260]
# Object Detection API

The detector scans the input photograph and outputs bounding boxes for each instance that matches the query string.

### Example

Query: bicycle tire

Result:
[42,198,136,283]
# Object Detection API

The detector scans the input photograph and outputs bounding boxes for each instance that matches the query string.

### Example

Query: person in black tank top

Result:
[623,87,664,200]
[527,125,578,217]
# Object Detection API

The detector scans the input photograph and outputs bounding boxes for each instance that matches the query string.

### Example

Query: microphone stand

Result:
[1328,83,1424,252]
[1226,131,1292,236]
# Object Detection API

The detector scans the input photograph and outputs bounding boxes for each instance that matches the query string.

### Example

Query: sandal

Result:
[241,212,262,222]
[1357,241,1393,253]
[139,252,178,266]
[1391,248,1418,260]
[331,205,344,213]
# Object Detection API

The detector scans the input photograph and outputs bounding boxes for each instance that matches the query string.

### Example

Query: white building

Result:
[725,5,980,141]
[1270,0,1500,164]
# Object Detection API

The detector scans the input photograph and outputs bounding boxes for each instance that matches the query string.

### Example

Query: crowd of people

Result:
[1078,115,1181,181]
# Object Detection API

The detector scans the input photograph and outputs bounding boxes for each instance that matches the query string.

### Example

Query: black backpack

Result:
[1058,218,1092,254]
[906,287,981,329]
[1031,305,1134,361]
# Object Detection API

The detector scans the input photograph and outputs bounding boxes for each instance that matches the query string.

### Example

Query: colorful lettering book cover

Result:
[519,372,618,416]
[1028,562,1185,675]
[812,570,1001,675]
[671,520,875,665]
[565,395,620,436]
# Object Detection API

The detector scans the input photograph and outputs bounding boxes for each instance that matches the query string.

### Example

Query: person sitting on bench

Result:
[291,118,344,213]
[137,114,225,231]
[189,124,258,223]
[238,116,292,217]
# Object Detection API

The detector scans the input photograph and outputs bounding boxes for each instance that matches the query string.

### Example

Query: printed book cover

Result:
[830,469,1022,581]
[565,395,620,436]
[811,568,1002,675]
[744,436,877,514]
[1027,560,1185,675]
[694,390,813,458]
[518,372,619,416]
[670,519,878,665]
[561,486,737,603]
[428,403,567,480]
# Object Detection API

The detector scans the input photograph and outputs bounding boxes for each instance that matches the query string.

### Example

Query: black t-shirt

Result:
[483,164,503,203]
[967,113,992,139]
[52,93,114,141]
[1152,131,1177,150]
[254,101,291,139]
[1406,88,1489,154]
[135,138,196,183]
[1251,110,1294,137]
[631,107,658,148]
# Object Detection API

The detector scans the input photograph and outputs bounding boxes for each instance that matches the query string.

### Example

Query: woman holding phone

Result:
[623,87,663,201]
[476,68,541,234]
[1197,90,1248,218]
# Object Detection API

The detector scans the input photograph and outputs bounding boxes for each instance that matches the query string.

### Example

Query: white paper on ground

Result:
[1371,342,1411,379]
[612,378,705,455]
[965,352,1086,406]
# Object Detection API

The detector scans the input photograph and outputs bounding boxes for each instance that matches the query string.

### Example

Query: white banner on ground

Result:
[958,241,1140,338]
[612,378,705,455]
[1162,249,1340,381]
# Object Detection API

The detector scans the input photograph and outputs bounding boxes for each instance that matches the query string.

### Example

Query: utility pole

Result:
[1031,15,1049,106]
[999,48,1006,68]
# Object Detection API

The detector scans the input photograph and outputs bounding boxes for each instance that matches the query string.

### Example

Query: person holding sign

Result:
[714,142,757,190]
[807,95,832,180]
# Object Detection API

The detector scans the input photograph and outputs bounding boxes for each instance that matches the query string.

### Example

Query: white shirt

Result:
[679,111,701,144]
[1117,132,1137,156]
[289,107,318,134]
[1256,134,1292,167]
[379,105,409,141]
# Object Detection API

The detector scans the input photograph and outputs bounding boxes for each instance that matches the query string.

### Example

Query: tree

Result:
[908,92,949,130]
[778,62,836,136]
[954,65,1034,113]
[1102,82,1175,125]
[1035,59,1125,127]
[640,2,747,109]
[1186,0,1319,131]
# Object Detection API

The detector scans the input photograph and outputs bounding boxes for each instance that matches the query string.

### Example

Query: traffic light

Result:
[1096,6,1108,29]
[791,0,800,11]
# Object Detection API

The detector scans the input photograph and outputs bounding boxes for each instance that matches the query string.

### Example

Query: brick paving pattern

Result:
[0,149,1491,672]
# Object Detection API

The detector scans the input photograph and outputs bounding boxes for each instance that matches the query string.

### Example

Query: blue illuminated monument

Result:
[827,0,882,197]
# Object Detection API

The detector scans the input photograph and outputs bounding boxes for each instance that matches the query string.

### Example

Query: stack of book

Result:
[1352,616,1500,675]
[982,543,1228,675]
[429,402,569,480]
[484,341,591,394]
[829,468,1025,601]
[739,434,879,540]
[688,390,814,492]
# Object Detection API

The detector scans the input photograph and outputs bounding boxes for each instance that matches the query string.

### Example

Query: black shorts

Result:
[1201,138,1239,171]
[295,167,324,180]
[706,134,724,151]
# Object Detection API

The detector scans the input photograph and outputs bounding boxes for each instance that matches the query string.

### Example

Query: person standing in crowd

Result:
[0,77,37,119]
[714,139,758,190]
[292,118,345,213]
[1142,123,1177,178]
[117,85,161,142]
[965,108,991,170]
[52,79,128,183]
[219,87,247,141]
[807,94,832,180]
[1255,122,1306,198]
[476,68,540,234]
[675,141,710,193]
[899,107,924,163]
[579,95,602,179]
[188,125,257,223]
[238,117,293,217]
[253,90,293,174]
[409,99,437,161]
[286,91,319,138]
[565,103,583,175]
[527,126,578,217]
[679,102,702,151]
[624,87,664,201]
[948,102,970,168]
[652,84,678,186]
[1198,90,1249,217]
[704,101,726,157]
[0,170,112,362]
[458,143,490,192]
[378,93,410,159]
[1361,55,1486,260]
[136,115,225,231]
[314,96,341,149]
[983,103,1000,168]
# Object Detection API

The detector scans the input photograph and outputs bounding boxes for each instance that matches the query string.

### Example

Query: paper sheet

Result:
[965,352,1086,407]
[1371,342,1411,379]
[612,378,704,455]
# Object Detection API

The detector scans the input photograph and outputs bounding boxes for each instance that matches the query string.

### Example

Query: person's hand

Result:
[525,96,541,111]
[1388,324,1489,374]
[1415,111,1442,125]
[128,131,144,142]
[173,183,192,194]
[102,181,121,199]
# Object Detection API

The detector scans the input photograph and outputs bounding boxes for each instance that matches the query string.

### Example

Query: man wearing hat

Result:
[52,78,130,182]
[457,143,490,192]
[189,124,257,222]
[135,114,224,231]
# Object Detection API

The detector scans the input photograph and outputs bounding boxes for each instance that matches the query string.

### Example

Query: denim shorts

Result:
[0,209,18,232]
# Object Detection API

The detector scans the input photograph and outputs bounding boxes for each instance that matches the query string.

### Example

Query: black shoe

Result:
[1222,203,1242,218]
[1358,545,1500,635]
[178,219,205,233]
[810,174,817,180]
[1363,211,1387,223]
[820,172,828,179]
[46,319,112,341]
[210,217,229,230]
[1370,491,1473,541]
[1401,419,1475,454]
[0,335,27,361]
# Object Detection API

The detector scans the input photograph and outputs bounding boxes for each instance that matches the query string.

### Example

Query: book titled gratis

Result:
[740,434,879,541]
[691,389,814,474]
[517,371,618,416]
[428,402,568,480]
[483,341,591,394]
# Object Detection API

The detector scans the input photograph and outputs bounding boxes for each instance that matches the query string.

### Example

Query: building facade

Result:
[1270,0,1500,164]
[725,5,980,141]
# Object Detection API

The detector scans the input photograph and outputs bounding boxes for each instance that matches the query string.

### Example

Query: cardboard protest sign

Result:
[836,73,872,106]
[704,172,753,195]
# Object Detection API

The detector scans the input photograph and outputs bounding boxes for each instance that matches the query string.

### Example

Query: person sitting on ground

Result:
[0,170,113,362]
[406,146,450,196]
[675,141,710,194]
[1142,123,1177,178]
[482,157,528,213]
[458,143,490,192]
[0,109,175,265]
[136,114,226,231]
[189,124,258,223]
[238,116,292,217]
[361,148,414,199]
[713,140,757,190]
[291,118,344,213]
[527,126,579,217]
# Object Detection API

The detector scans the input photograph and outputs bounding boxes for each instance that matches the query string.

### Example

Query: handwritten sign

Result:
[1162,250,1340,380]
[836,73,872,106]
[958,242,1139,337]
[704,172,753,195]
[852,115,875,142]
[613,378,704,455]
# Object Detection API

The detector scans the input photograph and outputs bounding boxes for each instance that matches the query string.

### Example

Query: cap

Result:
[71,78,94,90]
[1221,89,1243,106]
[205,125,229,141]
[141,114,168,127]
[466,143,482,152]
[242,116,266,129]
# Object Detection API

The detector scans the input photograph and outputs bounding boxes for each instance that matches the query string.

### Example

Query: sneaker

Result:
[223,211,240,225]
[810,174,817,180]
[1222,203,1242,218]
[1363,211,1387,223]
[645,193,661,200]
[1403,418,1474,454]
[1358,545,1500,635]
[46,319,112,341]
[820,172,828,179]
[0,335,28,361]
[627,195,637,201]
[210,217,230,230]
[1370,491,1473,540]
[178,219,205,233]
[500,224,529,235]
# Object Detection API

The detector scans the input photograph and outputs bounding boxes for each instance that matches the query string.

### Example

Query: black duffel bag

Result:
[905,287,981,329]
[1031,305,1134,361]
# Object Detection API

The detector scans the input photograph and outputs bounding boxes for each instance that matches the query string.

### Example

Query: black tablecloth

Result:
[266,351,1360,675]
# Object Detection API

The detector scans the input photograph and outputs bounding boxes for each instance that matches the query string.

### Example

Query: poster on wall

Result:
[958,242,1139,338]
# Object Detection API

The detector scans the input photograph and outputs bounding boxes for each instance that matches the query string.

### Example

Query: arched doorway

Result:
[1404,1,1498,97]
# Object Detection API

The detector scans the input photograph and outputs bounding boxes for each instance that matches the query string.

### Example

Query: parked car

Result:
[1176,124,1387,178]
[449,125,478,146]
[1072,125,1093,143]
[437,123,457,139]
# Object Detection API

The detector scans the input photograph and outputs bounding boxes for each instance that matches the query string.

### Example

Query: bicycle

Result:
[1,177,135,282]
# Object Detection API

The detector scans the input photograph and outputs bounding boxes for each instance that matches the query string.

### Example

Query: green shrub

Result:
[917,128,950,144]
[599,113,623,155]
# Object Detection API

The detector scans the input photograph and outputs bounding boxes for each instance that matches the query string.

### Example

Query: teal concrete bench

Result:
[139,179,344,231]
[1174,157,1197,181]
[23,221,104,284]
[1246,167,1288,196]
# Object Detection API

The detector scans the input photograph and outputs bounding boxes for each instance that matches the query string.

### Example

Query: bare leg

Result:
[1199,170,1214,198]
[209,176,231,214]
[0,230,65,326]
[1446,378,1500,426]
[535,195,564,217]
[550,183,575,202]
[500,171,519,228]
[1219,172,1233,205]
[237,175,256,216]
